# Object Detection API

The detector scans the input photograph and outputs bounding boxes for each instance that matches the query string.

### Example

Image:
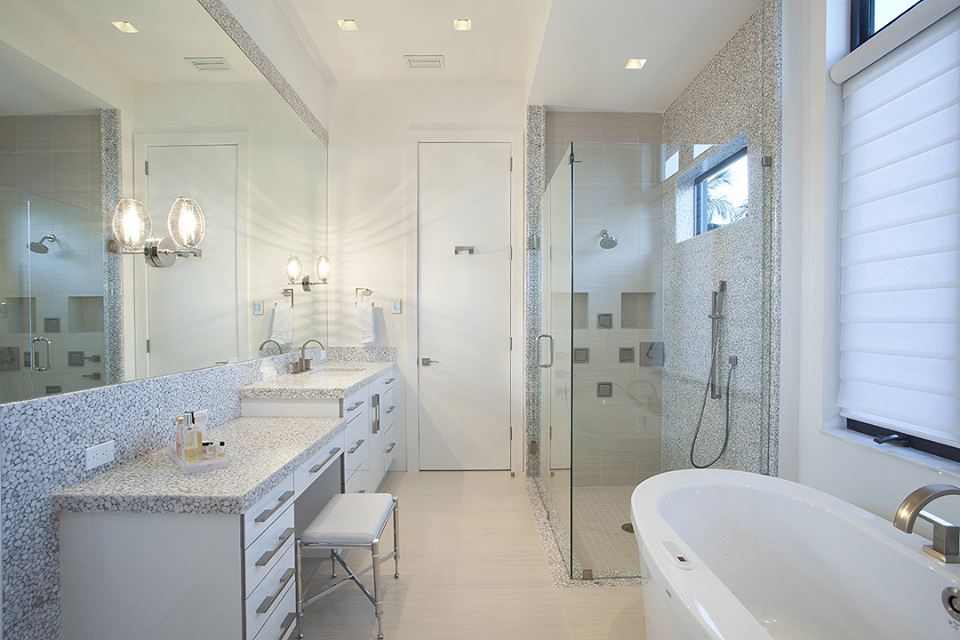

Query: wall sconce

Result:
[285,254,331,290]
[110,197,205,268]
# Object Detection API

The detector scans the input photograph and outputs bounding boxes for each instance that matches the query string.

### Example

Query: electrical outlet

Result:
[85,440,115,471]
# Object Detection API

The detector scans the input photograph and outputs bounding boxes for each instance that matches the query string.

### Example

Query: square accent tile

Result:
[597,382,613,398]
[574,348,590,363]
[597,313,613,329]
[619,347,635,363]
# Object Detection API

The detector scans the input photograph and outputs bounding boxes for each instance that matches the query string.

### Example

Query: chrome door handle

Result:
[537,334,554,368]
[421,357,439,366]
[309,448,341,473]
[31,336,51,372]
[255,527,295,567]
[257,567,296,614]
[254,490,295,523]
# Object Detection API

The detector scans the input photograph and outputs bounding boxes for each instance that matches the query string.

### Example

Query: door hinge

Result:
[145,339,151,354]
[549,424,553,439]
[510,427,513,440]
[144,160,149,175]
[509,156,513,172]
[509,337,513,351]
[509,245,513,261]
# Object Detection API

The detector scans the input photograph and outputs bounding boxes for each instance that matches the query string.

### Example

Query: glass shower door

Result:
[538,145,575,576]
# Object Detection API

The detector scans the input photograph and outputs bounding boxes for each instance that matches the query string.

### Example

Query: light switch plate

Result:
[252,301,264,316]
[85,440,115,471]
[391,299,402,314]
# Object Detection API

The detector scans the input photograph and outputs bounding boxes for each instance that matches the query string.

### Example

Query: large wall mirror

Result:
[0,0,329,403]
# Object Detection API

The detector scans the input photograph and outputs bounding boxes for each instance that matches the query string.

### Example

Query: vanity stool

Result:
[295,493,399,640]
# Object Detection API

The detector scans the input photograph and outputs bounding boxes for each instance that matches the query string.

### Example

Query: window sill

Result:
[822,424,960,480]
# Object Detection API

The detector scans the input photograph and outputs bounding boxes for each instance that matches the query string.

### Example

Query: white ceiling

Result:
[277,0,552,82]
[0,41,110,116]
[20,0,262,85]
[529,0,761,112]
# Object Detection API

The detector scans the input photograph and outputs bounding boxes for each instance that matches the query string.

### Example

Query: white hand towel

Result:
[270,302,294,346]
[357,301,375,344]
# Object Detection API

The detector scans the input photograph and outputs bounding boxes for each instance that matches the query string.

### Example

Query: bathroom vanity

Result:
[56,364,398,640]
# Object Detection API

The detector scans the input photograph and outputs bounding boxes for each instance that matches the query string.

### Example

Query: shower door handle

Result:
[537,334,554,368]
[31,336,51,372]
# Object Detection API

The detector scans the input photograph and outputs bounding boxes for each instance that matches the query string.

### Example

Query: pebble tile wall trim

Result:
[0,346,394,639]
[524,105,545,476]
[99,109,122,385]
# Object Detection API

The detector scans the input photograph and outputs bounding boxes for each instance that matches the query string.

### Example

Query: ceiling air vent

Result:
[184,57,232,71]
[404,55,444,70]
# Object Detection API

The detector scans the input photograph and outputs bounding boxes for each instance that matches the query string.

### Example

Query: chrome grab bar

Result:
[31,335,51,371]
[255,527,295,567]
[257,567,296,613]
[309,448,341,473]
[254,490,295,523]
[537,334,554,368]
[348,439,365,454]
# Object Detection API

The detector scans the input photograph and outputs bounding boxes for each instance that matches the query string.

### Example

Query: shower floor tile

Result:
[572,485,644,578]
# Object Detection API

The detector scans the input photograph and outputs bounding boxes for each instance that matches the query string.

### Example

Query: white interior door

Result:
[418,142,512,471]
[141,143,241,376]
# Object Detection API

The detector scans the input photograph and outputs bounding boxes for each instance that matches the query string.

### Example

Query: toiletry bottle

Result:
[183,415,199,463]
[175,416,185,460]
[217,441,226,459]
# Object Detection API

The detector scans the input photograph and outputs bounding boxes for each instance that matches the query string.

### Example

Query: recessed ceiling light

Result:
[453,18,472,31]
[111,21,139,34]
[625,58,647,70]
[337,19,359,31]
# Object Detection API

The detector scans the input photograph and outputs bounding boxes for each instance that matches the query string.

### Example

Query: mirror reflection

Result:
[0,0,329,402]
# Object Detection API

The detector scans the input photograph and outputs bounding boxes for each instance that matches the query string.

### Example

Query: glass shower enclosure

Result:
[537,138,771,580]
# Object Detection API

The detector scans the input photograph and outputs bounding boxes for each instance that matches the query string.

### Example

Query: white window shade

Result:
[838,8,960,447]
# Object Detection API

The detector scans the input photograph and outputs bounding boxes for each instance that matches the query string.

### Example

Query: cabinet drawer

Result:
[383,424,399,473]
[244,503,295,597]
[245,544,296,640]
[345,466,367,493]
[243,476,295,549]
[382,395,398,433]
[294,431,345,496]
[344,428,369,475]
[252,580,297,640]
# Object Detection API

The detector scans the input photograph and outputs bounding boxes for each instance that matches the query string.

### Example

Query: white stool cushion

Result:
[302,493,394,546]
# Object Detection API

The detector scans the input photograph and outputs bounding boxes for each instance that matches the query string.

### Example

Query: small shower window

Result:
[693,147,748,236]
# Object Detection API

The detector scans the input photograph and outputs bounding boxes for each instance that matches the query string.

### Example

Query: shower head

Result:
[599,229,618,249]
[29,234,57,254]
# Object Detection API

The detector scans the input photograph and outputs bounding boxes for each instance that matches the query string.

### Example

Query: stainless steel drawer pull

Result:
[274,612,297,640]
[385,377,396,385]
[256,527,295,567]
[347,439,365,454]
[254,490,295,523]
[385,405,396,415]
[347,400,365,412]
[385,443,396,454]
[257,567,296,614]
[309,448,341,473]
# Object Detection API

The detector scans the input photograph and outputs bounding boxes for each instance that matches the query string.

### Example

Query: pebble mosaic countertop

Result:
[239,361,394,400]
[54,416,345,515]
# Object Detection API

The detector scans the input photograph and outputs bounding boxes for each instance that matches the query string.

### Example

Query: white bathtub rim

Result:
[630,470,960,640]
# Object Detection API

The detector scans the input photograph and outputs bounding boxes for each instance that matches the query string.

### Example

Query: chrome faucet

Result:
[294,339,325,373]
[258,339,284,355]
[894,484,960,563]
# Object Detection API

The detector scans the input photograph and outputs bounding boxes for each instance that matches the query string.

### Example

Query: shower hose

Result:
[689,326,738,469]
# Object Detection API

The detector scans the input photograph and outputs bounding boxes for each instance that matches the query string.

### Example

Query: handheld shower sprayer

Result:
[690,280,739,469]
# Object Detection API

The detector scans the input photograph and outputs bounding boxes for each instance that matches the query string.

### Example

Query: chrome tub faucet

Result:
[894,484,960,563]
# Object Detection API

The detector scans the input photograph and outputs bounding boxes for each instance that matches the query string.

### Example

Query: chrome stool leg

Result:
[371,540,384,640]
[392,497,400,579]
[295,540,304,639]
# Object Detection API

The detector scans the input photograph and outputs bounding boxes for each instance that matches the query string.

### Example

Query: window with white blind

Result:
[837,6,960,456]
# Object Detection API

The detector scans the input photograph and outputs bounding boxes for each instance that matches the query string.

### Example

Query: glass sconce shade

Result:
[167,197,205,249]
[315,255,331,283]
[111,198,152,251]
[285,255,303,283]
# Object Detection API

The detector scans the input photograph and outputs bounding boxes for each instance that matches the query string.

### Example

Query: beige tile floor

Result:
[299,471,646,639]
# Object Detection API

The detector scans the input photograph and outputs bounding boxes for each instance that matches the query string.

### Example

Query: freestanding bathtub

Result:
[631,470,960,639]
